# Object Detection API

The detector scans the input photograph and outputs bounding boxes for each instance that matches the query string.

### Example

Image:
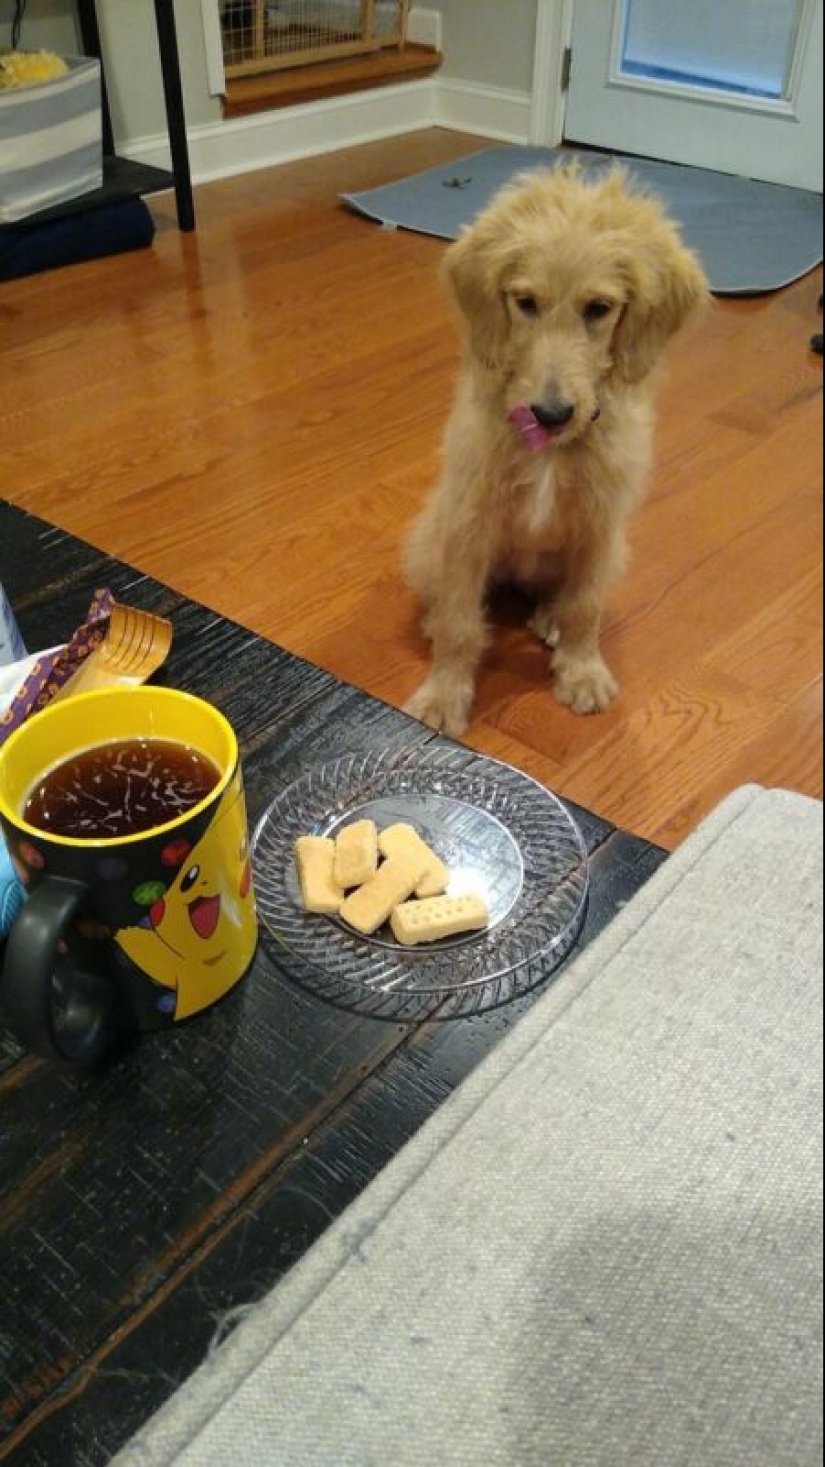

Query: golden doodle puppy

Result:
[405,165,710,737]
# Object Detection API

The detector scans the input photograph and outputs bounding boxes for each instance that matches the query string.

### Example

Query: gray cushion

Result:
[116,785,824,1467]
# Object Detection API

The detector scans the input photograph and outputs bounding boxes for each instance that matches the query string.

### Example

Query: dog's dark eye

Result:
[515,295,539,319]
[584,299,614,324]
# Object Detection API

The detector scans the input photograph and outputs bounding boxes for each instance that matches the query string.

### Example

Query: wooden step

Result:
[223,43,442,118]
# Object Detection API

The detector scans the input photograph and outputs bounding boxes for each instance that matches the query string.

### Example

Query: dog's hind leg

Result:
[530,603,561,649]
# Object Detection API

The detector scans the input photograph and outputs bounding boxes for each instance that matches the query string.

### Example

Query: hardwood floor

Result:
[0,129,821,848]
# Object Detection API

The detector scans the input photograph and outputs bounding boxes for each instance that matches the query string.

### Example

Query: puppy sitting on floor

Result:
[404,164,709,737]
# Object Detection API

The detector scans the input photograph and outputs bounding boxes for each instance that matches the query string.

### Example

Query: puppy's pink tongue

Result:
[507,405,553,454]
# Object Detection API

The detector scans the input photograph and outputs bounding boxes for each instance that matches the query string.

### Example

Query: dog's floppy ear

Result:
[611,219,710,384]
[442,225,511,369]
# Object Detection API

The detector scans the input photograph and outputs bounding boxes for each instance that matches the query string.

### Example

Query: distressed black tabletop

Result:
[0,501,667,1466]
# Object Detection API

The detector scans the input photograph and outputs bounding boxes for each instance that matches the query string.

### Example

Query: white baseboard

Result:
[122,80,435,183]
[120,77,532,187]
[434,77,533,144]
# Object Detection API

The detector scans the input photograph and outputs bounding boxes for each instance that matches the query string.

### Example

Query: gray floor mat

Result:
[342,145,824,295]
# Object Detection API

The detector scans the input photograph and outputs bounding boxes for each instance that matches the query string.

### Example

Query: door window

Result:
[619,0,805,99]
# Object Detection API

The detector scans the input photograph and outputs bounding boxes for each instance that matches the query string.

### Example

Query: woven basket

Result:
[0,55,102,224]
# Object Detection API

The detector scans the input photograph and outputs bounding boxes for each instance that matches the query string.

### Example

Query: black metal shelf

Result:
[0,1,196,236]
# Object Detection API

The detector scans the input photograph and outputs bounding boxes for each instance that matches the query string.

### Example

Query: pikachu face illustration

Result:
[116,774,257,1019]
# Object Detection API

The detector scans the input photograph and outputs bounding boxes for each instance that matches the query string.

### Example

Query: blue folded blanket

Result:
[0,198,156,284]
[0,838,25,939]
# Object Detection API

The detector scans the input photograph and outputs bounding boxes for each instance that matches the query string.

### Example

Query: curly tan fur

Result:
[404,165,710,736]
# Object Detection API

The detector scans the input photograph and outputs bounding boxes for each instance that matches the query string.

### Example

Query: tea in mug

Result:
[24,739,220,840]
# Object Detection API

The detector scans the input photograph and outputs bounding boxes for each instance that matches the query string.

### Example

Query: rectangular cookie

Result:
[378,823,449,899]
[334,820,379,891]
[390,892,490,947]
[294,836,344,916]
[339,851,428,937]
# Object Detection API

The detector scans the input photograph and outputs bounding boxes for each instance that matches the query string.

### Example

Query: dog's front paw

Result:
[552,650,619,715]
[405,677,473,738]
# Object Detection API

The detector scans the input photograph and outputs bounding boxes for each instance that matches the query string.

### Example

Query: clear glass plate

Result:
[251,745,590,1020]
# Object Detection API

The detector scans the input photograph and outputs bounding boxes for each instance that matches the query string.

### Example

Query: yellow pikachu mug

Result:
[0,687,258,1061]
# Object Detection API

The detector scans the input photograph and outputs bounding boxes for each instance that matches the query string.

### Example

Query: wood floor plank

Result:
[0,128,821,848]
[653,681,824,847]
[514,669,791,847]
[702,566,823,701]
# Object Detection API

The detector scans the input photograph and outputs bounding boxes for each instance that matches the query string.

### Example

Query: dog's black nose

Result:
[531,400,576,429]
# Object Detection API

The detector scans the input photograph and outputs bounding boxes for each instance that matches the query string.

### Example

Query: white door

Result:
[564,0,824,191]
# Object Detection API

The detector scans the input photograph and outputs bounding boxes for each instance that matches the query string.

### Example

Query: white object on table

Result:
[0,584,26,666]
[0,648,64,718]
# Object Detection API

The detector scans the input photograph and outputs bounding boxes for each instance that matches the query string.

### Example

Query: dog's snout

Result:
[531,400,576,430]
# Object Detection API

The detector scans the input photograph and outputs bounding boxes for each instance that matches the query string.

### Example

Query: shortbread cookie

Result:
[339,851,427,936]
[378,824,449,899]
[294,837,344,915]
[334,820,379,890]
[390,892,490,947]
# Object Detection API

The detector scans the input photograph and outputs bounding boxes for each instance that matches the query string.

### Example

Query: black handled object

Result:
[1,878,114,1062]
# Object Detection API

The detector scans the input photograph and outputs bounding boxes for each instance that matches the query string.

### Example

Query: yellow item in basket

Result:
[339,851,426,937]
[378,823,449,899]
[294,837,344,916]
[0,51,70,89]
[334,820,379,891]
[391,893,490,947]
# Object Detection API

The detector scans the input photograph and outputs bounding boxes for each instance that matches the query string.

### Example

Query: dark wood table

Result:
[0,501,667,1466]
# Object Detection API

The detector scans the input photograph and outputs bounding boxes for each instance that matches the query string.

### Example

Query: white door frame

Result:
[530,0,575,145]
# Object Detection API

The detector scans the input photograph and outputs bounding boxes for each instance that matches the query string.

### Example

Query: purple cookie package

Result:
[0,583,27,934]
[0,588,116,748]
